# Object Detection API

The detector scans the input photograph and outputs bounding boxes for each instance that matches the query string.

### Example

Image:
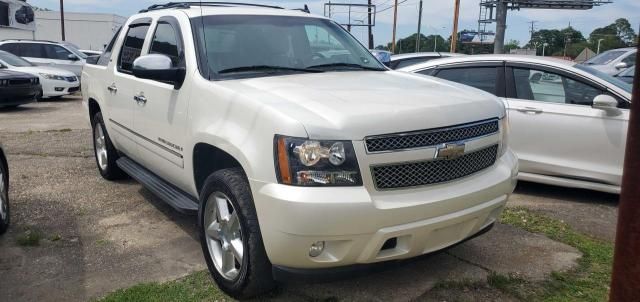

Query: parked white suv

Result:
[0,40,87,76]
[82,3,518,298]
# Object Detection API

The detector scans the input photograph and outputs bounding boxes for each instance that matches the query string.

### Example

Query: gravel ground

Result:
[0,97,617,302]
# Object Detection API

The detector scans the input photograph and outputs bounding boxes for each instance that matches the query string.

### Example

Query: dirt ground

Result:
[0,97,618,301]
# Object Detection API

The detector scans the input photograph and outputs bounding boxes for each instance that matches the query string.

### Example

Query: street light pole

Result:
[391,0,399,53]
[59,0,66,41]
[416,0,423,53]
[597,38,604,54]
[450,0,460,53]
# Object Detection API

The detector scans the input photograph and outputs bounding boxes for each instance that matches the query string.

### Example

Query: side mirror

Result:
[68,54,79,61]
[593,94,621,115]
[614,62,628,70]
[132,54,185,89]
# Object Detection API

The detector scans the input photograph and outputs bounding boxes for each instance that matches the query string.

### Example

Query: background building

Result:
[0,0,124,50]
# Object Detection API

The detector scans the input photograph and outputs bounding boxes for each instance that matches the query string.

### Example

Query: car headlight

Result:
[39,73,66,81]
[498,116,510,157]
[275,136,362,186]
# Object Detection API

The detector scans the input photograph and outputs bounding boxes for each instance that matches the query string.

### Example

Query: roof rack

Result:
[139,2,284,13]
[0,39,59,44]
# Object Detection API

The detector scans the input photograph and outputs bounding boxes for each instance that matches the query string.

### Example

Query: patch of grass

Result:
[497,208,613,302]
[96,239,110,246]
[16,229,43,246]
[98,271,230,302]
[50,234,62,242]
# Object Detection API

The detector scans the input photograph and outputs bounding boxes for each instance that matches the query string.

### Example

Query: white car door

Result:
[130,17,191,191]
[505,64,629,186]
[40,44,84,76]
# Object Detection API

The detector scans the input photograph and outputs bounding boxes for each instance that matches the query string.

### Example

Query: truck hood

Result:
[220,71,505,140]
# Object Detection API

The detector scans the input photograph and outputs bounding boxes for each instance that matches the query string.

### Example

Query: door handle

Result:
[107,84,117,93]
[134,94,147,105]
[516,107,544,114]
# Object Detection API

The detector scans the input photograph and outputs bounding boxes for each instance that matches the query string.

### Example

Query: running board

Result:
[117,157,199,215]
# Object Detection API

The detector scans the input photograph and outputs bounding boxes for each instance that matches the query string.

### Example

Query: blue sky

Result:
[26,0,640,48]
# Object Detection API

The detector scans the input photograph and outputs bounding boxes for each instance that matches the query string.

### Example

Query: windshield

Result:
[0,50,34,67]
[583,50,626,65]
[575,64,632,94]
[62,44,88,59]
[619,66,635,77]
[192,15,385,79]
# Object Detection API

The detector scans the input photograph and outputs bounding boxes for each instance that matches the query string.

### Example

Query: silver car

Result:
[0,142,9,235]
[0,40,87,77]
[401,55,632,193]
[582,47,636,75]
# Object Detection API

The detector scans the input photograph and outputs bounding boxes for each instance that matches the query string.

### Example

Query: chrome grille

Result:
[365,120,499,153]
[372,145,499,190]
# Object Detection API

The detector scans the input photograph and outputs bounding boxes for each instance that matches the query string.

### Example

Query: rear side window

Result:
[150,22,181,66]
[392,57,432,69]
[118,24,150,73]
[435,67,497,95]
[0,43,19,54]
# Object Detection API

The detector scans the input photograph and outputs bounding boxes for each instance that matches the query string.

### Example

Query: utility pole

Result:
[494,0,508,54]
[416,0,423,53]
[392,0,399,53]
[59,0,66,41]
[528,20,537,45]
[597,38,604,54]
[368,0,374,49]
[610,44,640,302]
[450,0,460,53]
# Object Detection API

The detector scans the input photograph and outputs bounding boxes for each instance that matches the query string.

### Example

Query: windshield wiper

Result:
[218,65,323,74]
[306,63,386,71]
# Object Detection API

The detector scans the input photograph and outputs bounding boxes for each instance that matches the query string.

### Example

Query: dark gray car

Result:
[0,143,9,234]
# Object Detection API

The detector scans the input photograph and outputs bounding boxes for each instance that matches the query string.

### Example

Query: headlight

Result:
[39,73,66,81]
[498,116,510,157]
[275,136,362,186]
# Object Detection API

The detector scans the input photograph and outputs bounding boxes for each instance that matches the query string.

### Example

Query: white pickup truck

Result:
[82,2,518,298]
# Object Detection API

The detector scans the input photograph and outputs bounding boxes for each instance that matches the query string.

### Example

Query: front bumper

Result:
[0,85,40,107]
[41,79,80,98]
[251,150,518,269]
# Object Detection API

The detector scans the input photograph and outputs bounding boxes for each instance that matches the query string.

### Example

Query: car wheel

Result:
[0,156,9,235]
[199,168,275,299]
[92,112,125,180]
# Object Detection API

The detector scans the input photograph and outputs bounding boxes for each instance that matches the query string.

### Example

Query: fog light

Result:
[309,241,325,257]
[55,87,64,92]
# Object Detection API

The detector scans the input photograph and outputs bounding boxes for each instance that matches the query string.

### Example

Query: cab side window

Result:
[150,22,182,66]
[118,24,150,73]
[434,67,498,95]
[512,68,602,106]
[44,44,72,60]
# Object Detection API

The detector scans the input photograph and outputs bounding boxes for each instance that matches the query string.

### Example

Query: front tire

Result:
[199,168,275,299]
[92,112,125,180]
[0,156,9,235]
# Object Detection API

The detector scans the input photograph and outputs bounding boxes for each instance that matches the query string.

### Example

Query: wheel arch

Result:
[193,143,248,195]
[88,97,101,122]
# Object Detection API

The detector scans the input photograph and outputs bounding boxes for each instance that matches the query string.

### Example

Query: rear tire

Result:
[92,112,126,180]
[0,155,9,235]
[198,168,276,299]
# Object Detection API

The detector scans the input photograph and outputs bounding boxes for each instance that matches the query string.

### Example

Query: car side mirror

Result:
[530,73,542,83]
[68,54,80,61]
[593,95,621,116]
[132,54,185,89]
[614,62,628,70]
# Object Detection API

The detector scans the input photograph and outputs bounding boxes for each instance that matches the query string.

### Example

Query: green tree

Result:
[589,18,637,52]
[386,34,449,54]
[504,39,520,53]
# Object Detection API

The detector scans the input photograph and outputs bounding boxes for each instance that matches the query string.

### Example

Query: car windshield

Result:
[575,64,632,94]
[63,44,88,59]
[619,66,635,77]
[0,50,35,67]
[192,15,385,79]
[583,50,626,65]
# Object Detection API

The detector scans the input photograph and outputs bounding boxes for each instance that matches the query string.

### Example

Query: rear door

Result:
[13,43,49,66]
[131,16,191,190]
[41,44,84,76]
[505,63,628,186]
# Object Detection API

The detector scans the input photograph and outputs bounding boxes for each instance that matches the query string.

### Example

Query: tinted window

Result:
[513,68,602,106]
[150,22,180,66]
[621,52,636,66]
[43,44,72,60]
[435,67,497,94]
[393,57,432,69]
[20,43,47,58]
[118,24,150,72]
[0,43,19,54]
[584,50,626,65]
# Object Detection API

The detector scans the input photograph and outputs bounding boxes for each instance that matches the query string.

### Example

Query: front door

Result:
[505,64,629,186]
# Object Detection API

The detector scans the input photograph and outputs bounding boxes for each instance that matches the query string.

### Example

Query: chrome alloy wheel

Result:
[94,125,108,171]
[204,192,244,280]
[0,169,6,222]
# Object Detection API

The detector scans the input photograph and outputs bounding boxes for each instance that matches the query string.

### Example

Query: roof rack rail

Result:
[139,2,284,13]
[1,39,58,44]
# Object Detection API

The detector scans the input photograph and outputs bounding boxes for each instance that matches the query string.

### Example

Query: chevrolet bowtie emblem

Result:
[435,143,466,160]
